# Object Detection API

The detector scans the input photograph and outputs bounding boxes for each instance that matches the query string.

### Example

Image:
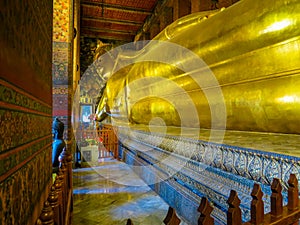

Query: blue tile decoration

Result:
[265,159,281,184]
[117,127,299,224]
[247,155,262,181]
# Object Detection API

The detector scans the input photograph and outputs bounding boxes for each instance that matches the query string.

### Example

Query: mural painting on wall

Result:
[0,148,52,225]
[0,81,52,225]
[79,37,116,105]
[80,37,112,77]
[52,42,70,85]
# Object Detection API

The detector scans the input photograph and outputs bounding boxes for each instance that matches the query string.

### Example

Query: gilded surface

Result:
[97,0,300,135]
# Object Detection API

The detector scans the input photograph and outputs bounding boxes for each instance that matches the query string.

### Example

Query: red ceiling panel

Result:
[103,8,148,21]
[82,6,149,22]
[80,0,159,41]
[82,5,102,18]
[105,0,158,10]
[81,29,134,41]
[81,19,140,31]
[84,0,158,10]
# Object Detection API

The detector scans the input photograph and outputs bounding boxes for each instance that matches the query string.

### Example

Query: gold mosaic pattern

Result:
[53,0,70,42]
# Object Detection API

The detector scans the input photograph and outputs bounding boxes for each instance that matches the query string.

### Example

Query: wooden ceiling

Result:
[80,0,160,42]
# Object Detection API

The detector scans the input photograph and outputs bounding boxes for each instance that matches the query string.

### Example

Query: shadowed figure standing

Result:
[52,117,66,173]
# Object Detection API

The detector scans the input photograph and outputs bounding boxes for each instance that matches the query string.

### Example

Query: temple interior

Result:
[72,158,171,225]
[0,0,300,224]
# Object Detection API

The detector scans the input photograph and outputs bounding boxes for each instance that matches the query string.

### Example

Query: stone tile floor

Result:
[72,158,171,225]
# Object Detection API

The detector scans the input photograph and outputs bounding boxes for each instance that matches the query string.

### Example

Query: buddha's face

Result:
[52,119,64,139]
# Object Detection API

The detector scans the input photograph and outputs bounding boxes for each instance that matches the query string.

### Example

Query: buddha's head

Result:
[52,117,64,139]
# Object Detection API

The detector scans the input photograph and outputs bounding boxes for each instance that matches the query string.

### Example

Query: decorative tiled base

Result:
[118,127,300,224]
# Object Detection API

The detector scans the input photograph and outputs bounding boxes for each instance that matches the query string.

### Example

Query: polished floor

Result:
[72,158,170,225]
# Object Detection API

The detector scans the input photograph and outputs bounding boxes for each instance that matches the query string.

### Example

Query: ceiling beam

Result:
[81,17,143,26]
[81,2,152,15]
[81,27,137,35]
[80,32,134,41]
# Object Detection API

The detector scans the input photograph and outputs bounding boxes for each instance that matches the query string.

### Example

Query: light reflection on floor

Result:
[72,158,170,225]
